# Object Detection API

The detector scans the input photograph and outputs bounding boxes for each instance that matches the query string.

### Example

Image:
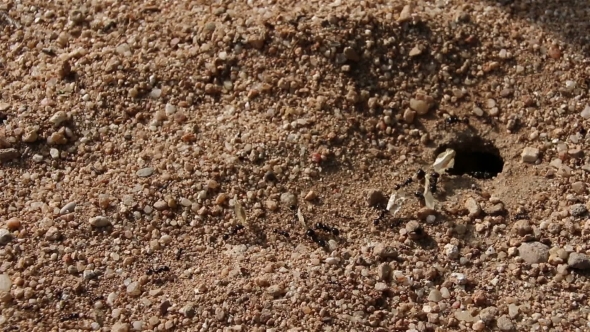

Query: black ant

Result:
[147,265,170,275]
[468,171,493,179]
[306,228,326,247]
[222,224,245,240]
[274,229,290,238]
[60,313,80,322]
[430,172,439,193]
[445,115,469,125]
[414,191,424,198]
[374,208,387,226]
[416,169,425,180]
[315,222,340,236]
[394,177,413,191]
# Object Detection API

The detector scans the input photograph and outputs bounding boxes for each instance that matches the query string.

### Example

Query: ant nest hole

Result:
[435,135,504,179]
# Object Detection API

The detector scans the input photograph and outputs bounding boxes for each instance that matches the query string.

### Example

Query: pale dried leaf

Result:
[433,149,456,174]
[423,175,435,209]
[387,192,405,217]
[297,208,306,228]
[234,201,248,226]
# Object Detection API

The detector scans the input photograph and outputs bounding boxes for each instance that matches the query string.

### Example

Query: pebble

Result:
[485,203,505,215]
[49,111,68,126]
[111,322,129,332]
[343,47,360,61]
[107,292,117,306]
[374,282,388,291]
[373,243,397,259]
[473,106,484,117]
[455,310,477,322]
[0,274,12,303]
[47,132,67,145]
[567,252,590,270]
[136,167,154,177]
[496,315,515,331]
[89,216,111,227]
[409,98,431,115]
[32,154,43,163]
[181,304,196,318]
[304,190,317,201]
[265,200,279,211]
[153,200,168,211]
[266,285,284,297]
[444,244,460,259]
[509,304,519,318]
[366,189,386,207]
[405,220,423,239]
[325,257,340,265]
[472,320,486,331]
[180,198,192,207]
[132,321,144,331]
[450,272,467,285]
[215,307,226,321]
[569,203,587,217]
[428,289,443,302]
[0,148,19,162]
[409,46,422,57]
[280,192,297,207]
[479,306,497,324]
[215,193,227,205]
[518,242,549,264]
[60,201,76,214]
[521,147,539,163]
[49,148,60,159]
[403,109,416,123]
[581,104,590,119]
[0,229,13,245]
[6,218,20,231]
[126,282,142,297]
[512,219,532,236]
[464,198,481,218]
[397,4,412,22]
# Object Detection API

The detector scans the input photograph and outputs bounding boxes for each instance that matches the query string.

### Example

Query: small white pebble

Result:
[49,148,59,159]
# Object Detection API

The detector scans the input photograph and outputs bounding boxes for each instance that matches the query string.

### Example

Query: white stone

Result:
[581,105,590,119]
[409,98,431,115]
[60,201,76,214]
[444,244,460,259]
[89,216,111,227]
[0,274,12,303]
[521,147,539,163]
[49,111,68,126]
[50,148,59,159]
[126,282,141,297]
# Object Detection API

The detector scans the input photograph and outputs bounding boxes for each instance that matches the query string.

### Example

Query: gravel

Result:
[0,229,13,245]
[0,0,589,330]
[521,147,540,163]
[567,252,590,270]
[518,242,550,264]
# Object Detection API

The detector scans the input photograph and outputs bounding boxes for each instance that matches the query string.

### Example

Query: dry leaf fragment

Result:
[423,175,435,209]
[234,201,248,226]
[433,149,456,174]
[386,193,406,217]
[297,208,306,228]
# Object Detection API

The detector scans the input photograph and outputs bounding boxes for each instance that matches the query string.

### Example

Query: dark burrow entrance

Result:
[435,135,504,179]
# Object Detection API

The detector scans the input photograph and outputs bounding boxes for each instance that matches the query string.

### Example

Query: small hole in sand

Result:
[435,136,504,179]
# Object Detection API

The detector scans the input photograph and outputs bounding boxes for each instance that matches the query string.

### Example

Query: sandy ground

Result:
[1,0,590,331]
